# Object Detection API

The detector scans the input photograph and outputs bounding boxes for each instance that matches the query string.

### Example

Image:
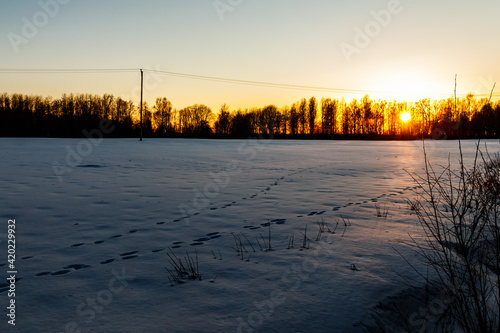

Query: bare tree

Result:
[405,143,500,332]
[299,98,308,134]
[321,98,337,136]
[178,104,213,134]
[153,97,173,134]
[214,104,232,135]
[308,96,317,135]
[289,102,298,135]
[260,105,279,135]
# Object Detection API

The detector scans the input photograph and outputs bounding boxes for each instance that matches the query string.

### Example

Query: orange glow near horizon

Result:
[369,69,456,102]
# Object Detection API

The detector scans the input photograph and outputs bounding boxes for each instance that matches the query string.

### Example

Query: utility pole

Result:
[140,69,143,142]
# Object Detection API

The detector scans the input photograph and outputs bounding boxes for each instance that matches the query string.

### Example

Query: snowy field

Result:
[1,138,499,333]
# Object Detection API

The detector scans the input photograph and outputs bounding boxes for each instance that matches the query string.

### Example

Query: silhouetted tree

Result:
[346,99,359,134]
[141,102,153,136]
[289,103,298,135]
[360,95,372,134]
[371,100,385,135]
[231,110,252,138]
[386,101,398,136]
[321,98,337,136]
[101,94,115,120]
[214,104,232,135]
[178,104,213,135]
[308,96,317,135]
[153,97,173,134]
[0,91,497,139]
[260,105,279,135]
[280,106,290,135]
[298,98,308,134]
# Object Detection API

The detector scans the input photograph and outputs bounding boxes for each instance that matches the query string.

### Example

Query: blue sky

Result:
[1,0,499,112]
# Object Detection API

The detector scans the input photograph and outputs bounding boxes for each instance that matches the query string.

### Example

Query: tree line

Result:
[0,92,499,139]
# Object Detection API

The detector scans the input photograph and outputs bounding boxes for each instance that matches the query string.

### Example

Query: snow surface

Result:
[0,138,499,333]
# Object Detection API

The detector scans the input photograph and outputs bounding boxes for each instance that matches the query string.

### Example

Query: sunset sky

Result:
[1,0,499,112]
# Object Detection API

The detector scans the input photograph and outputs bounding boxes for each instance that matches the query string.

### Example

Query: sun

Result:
[400,112,411,122]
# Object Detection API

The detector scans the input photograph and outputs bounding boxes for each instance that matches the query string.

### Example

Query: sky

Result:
[0,0,499,112]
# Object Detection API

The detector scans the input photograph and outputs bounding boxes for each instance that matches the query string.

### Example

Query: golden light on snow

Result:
[400,112,411,122]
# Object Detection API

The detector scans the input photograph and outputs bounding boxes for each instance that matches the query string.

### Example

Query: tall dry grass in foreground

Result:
[406,141,500,332]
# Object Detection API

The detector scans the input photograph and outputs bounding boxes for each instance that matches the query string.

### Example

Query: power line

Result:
[0,68,385,94]
[143,69,390,95]
[0,68,497,98]
[0,68,137,74]
[143,69,465,98]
